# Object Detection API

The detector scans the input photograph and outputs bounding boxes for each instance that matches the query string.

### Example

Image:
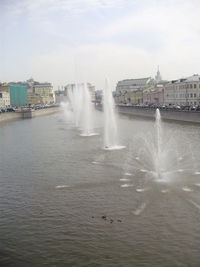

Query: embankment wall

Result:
[0,107,60,124]
[117,106,200,124]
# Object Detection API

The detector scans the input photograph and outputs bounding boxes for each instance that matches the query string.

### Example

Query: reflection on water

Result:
[1,111,200,266]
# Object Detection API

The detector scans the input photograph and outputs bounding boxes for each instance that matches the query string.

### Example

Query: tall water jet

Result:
[103,78,125,150]
[73,83,83,128]
[154,108,162,179]
[80,83,98,136]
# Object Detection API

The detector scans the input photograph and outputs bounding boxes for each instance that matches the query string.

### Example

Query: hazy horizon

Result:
[1,0,200,90]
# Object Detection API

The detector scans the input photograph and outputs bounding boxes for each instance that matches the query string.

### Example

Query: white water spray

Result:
[103,78,125,150]
[154,108,162,178]
[63,82,97,136]
[80,83,98,136]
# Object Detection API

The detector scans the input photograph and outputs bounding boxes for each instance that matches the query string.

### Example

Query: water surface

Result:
[1,111,200,266]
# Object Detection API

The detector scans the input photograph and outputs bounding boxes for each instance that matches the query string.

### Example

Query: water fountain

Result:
[62,82,97,136]
[103,78,125,150]
[154,108,164,180]
[80,83,98,136]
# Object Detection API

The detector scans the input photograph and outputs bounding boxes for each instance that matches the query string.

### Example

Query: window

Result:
[194,93,196,97]
[194,84,197,88]
[190,93,193,98]
[190,84,193,89]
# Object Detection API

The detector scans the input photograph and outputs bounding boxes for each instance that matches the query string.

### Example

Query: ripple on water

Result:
[120,178,130,182]
[182,186,193,192]
[140,169,148,173]
[136,188,148,193]
[133,203,146,216]
[92,161,99,165]
[121,184,133,188]
[189,199,200,211]
[161,189,169,193]
[80,133,99,137]
[124,172,132,176]
[55,185,69,189]
[103,145,126,151]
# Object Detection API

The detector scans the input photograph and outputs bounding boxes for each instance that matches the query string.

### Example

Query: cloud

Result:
[1,0,200,89]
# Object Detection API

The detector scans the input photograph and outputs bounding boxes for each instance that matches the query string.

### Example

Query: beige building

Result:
[0,83,10,93]
[115,77,153,105]
[164,74,200,106]
[27,93,42,105]
[0,91,10,108]
[27,82,55,105]
[143,85,164,105]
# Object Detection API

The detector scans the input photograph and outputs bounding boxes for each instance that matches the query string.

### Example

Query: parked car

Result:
[6,108,15,112]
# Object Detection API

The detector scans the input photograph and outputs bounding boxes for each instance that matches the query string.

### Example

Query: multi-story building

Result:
[8,83,28,107]
[0,82,27,107]
[116,77,152,93]
[87,83,96,102]
[0,83,10,94]
[115,77,153,105]
[34,83,55,104]
[0,91,10,108]
[164,74,200,106]
[25,79,55,105]
[143,85,164,105]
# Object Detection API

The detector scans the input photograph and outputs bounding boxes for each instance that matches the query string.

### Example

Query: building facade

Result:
[115,77,153,105]
[164,75,200,106]
[0,83,10,93]
[33,83,55,104]
[9,84,28,107]
[0,91,10,108]
[143,85,164,105]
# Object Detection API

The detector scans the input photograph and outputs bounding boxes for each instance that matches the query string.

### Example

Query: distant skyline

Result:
[1,0,200,90]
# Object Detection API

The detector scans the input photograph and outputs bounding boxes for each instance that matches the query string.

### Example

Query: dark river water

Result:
[1,110,200,267]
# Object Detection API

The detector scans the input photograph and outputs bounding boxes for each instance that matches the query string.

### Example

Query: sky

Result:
[1,0,200,90]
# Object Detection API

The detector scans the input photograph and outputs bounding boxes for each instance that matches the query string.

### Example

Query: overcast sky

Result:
[1,0,200,90]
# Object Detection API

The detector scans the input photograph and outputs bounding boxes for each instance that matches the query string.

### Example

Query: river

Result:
[1,110,200,266]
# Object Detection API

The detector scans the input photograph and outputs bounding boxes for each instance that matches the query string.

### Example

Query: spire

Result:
[155,66,162,83]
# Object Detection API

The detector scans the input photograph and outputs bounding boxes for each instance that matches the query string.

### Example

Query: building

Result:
[94,90,103,104]
[87,83,96,102]
[0,83,10,93]
[115,77,153,105]
[164,74,200,106]
[0,91,10,108]
[0,82,28,107]
[9,83,28,107]
[34,83,55,104]
[143,85,164,105]
[116,77,152,93]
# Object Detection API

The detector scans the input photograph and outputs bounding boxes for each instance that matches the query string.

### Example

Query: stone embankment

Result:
[117,105,200,124]
[0,107,61,124]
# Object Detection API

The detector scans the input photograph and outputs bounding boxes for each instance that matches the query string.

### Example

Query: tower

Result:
[155,66,162,83]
